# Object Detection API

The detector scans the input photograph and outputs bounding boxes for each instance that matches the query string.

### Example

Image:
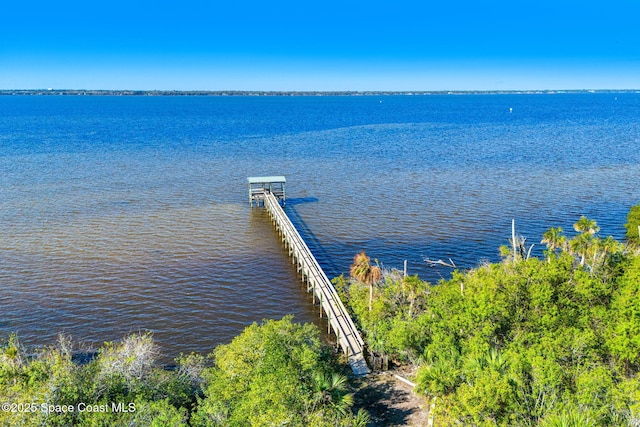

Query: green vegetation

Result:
[0,318,367,427]
[336,214,640,426]
[192,316,367,427]
[349,252,382,313]
[625,204,640,245]
[4,209,639,426]
[0,332,190,427]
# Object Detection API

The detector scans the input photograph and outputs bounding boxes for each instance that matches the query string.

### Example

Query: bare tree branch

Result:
[424,257,457,268]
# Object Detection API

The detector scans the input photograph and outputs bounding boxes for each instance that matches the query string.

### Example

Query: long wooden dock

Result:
[251,179,370,376]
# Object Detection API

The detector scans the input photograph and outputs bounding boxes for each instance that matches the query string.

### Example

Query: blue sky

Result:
[1,0,639,91]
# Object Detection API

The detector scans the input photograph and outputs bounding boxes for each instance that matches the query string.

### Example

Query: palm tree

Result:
[589,235,622,268]
[573,216,599,235]
[311,372,353,417]
[541,227,567,261]
[350,251,382,312]
[570,232,592,267]
[600,235,621,258]
[570,217,600,267]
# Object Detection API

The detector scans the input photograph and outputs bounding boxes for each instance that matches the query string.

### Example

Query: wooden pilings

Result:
[261,192,370,376]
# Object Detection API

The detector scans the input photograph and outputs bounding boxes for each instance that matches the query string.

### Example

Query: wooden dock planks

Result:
[262,192,370,376]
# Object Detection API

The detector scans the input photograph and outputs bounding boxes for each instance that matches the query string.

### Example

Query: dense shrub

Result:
[192,316,367,427]
[625,204,640,245]
[340,215,640,426]
[0,319,367,427]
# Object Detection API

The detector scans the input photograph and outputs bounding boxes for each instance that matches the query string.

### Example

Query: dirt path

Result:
[352,370,430,426]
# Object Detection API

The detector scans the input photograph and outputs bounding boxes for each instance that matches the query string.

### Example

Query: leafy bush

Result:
[192,316,365,427]
[625,204,640,245]
[339,216,640,426]
[0,333,197,427]
[0,320,367,427]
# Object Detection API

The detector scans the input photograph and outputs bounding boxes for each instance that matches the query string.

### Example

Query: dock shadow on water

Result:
[247,203,333,337]
[284,197,343,277]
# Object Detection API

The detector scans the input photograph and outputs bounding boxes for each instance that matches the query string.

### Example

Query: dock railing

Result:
[262,191,370,376]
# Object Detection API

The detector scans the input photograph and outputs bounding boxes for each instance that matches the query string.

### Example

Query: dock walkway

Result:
[258,189,370,376]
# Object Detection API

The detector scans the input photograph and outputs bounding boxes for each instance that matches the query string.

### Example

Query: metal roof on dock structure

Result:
[248,176,287,207]
[248,176,370,376]
[247,176,286,184]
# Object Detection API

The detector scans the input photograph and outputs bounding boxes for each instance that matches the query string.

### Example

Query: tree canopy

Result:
[0,319,368,427]
[625,204,640,245]
[337,214,640,426]
[3,209,639,426]
[192,316,367,427]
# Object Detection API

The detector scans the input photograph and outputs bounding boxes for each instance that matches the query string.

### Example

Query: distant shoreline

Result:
[1,89,639,96]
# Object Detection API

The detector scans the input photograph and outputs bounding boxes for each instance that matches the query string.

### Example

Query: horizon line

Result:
[1,88,639,96]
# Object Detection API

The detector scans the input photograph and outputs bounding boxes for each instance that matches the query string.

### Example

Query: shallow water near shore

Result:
[1,93,639,360]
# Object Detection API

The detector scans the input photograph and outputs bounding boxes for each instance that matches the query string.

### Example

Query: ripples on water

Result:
[1,94,639,360]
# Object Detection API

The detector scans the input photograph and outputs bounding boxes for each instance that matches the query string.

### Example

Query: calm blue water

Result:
[1,93,639,359]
